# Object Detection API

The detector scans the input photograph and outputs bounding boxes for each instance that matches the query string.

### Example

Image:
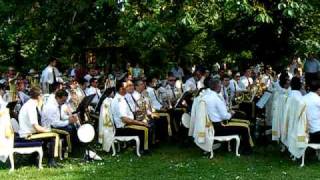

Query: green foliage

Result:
[0,0,318,72]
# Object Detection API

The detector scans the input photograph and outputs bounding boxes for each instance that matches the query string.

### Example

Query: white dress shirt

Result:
[42,98,69,128]
[146,87,162,111]
[171,67,184,79]
[203,89,231,122]
[18,99,40,138]
[219,86,229,106]
[85,86,101,104]
[184,77,198,92]
[40,65,61,84]
[124,93,137,113]
[111,93,125,128]
[239,76,253,90]
[261,74,273,89]
[289,90,302,98]
[228,79,245,99]
[303,92,320,133]
[119,94,135,121]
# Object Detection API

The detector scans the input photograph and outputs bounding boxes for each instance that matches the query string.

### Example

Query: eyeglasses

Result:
[168,79,176,82]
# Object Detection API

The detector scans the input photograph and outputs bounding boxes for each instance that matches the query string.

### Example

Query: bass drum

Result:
[77,124,95,143]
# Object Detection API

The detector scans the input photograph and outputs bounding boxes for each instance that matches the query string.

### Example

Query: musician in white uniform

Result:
[146,77,164,111]
[85,78,101,105]
[219,75,230,106]
[203,77,253,155]
[18,87,58,167]
[184,69,204,92]
[229,73,246,101]
[239,69,253,90]
[261,65,274,89]
[40,57,62,94]
[113,81,151,153]
[303,79,320,143]
[164,73,181,108]
[42,89,78,133]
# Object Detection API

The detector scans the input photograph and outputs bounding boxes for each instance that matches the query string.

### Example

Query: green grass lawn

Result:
[1,142,320,180]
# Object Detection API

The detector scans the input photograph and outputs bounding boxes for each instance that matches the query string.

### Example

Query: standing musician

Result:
[203,77,254,155]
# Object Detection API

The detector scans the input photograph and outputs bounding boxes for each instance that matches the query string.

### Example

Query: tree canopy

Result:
[0,0,319,72]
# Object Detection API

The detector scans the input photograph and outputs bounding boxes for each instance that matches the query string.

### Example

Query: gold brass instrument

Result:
[8,72,20,102]
[234,81,267,105]
[134,94,149,122]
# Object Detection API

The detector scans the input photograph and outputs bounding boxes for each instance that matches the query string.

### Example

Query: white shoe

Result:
[88,150,102,161]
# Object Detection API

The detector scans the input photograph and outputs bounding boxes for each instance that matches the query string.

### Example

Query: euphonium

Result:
[135,95,148,121]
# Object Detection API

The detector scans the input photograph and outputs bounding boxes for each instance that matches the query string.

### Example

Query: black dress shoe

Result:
[140,150,152,156]
[241,148,253,156]
[48,159,61,168]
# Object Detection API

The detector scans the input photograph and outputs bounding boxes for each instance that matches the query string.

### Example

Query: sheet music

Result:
[256,91,272,109]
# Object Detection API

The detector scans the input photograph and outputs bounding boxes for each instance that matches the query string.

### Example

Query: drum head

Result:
[77,124,95,143]
[181,113,191,128]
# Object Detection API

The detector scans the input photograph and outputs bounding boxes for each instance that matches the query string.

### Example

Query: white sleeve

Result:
[28,106,39,125]
[119,100,128,118]
[43,105,69,128]
[216,99,231,120]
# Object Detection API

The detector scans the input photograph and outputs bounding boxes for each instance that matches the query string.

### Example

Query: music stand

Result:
[174,91,193,108]
[73,94,95,114]
[74,94,99,162]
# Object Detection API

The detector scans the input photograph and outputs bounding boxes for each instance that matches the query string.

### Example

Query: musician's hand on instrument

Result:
[68,116,78,124]
[141,121,149,127]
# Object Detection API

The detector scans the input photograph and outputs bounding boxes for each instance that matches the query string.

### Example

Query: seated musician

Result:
[203,77,254,155]
[85,78,101,105]
[45,82,63,105]
[18,87,59,167]
[229,72,246,101]
[303,79,320,143]
[164,73,181,107]
[261,65,274,90]
[220,75,231,107]
[111,81,151,153]
[239,69,253,90]
[146,77,165,112]
[41,89,78,151]
[184,68,204,92]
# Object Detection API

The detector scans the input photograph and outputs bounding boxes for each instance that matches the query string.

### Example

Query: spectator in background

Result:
[170,63,184,80]
[304,53,320,87]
